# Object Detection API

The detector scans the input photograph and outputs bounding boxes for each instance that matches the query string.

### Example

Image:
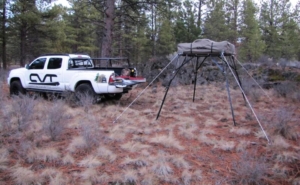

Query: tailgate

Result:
[113,76,146,88]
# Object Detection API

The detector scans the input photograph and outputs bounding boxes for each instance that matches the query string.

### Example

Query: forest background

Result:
[0,0,299,69]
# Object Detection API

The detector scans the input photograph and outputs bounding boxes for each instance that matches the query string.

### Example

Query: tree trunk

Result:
[101,0,115,57]
[151,2,157,56]
[197,0,202,28]
[20,23,26,67]
[2,0,7,69]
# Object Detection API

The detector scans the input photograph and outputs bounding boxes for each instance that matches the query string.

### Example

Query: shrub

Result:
[0,105,14,135]
[0,81,7,107]
[43,101,68,141]
[274,81,298,98]
[230,151,268,185]
[62,91,77,107]
[76,92,95,113]
[271,107,298,140]
[80,116,102,151]
[0,149,9,171]
[11,94,36,131]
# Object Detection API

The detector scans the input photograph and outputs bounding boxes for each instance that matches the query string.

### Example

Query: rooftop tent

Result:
[177,39,236,56]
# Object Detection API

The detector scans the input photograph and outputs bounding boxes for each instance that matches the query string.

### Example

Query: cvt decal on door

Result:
[29,73,60,86]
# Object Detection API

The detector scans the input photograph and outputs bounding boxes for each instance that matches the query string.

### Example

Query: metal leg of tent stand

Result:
[229,56,246,103]
[156,84,172,120]
[193,57,208,102]
[156,57,193,120]
[224,66,236,126]
[193,59,199,102]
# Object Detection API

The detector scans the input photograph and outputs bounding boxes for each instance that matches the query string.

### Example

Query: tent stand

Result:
[156,53,243,126]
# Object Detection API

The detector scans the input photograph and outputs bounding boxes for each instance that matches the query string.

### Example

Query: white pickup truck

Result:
[7,54,146,100]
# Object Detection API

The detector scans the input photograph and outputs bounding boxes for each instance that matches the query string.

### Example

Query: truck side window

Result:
[29,58,46,69]
[72,59,92,68]
[47,58,62,69]
[68,59,75,69]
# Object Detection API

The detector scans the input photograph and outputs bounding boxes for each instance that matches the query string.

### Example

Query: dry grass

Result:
[26,148,60,163]
[123,169,138,184]
[275,151,299,163]
[1,82,300,184]
[181,169,192,185]
[121,140,151,152]
[271,136,291,149]
[62,154,75,165]
[78,155,102,168]
[40,168,67,185]
[80,168,100,184]
[149,132,184,150]
[121,156,148,167]
[213,139,235,151]
[229,127,252,135]
[198,133,216,145]
[96,146,117,163]
[152,160,173,176]
[178,123,198,139]
[10,165,42,185]
[49,172,67,185]
[108,124,127,141]
[204,118,218,127]
[67,136,87,153]
[170,155,190,169]
[236,140,251,152]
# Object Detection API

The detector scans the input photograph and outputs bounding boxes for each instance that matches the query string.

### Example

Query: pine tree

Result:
[156,19,176,55]
[204,0,231,41]
[63,0,100,55]
[238,0,265,62]
[174,0,201,43]
[259,0,295,60]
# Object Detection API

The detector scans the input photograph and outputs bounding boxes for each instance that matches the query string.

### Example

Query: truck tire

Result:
[10,80,26,96]
[75,83,96,101]
[113,93,122,100]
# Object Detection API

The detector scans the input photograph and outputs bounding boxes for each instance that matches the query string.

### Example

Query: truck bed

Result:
[68,67,135,77]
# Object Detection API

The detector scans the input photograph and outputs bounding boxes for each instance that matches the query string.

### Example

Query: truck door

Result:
[44,57,64,91]
[26,57,64,92]
[26,57,47,90]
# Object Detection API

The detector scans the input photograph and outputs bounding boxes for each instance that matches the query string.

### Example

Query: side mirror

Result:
[25,64,29,69]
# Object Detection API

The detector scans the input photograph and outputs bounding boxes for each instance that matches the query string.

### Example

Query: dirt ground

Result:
[0,82,299,185]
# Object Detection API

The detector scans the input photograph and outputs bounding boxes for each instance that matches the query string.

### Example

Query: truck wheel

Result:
[75,83,96,101]
[114,93,122,100]
[10,80,26,96]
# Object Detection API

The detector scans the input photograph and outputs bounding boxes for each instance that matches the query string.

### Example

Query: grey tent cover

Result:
[178,39,235,55]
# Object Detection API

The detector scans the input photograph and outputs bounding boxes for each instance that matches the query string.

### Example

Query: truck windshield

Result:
[68,58,93,68]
